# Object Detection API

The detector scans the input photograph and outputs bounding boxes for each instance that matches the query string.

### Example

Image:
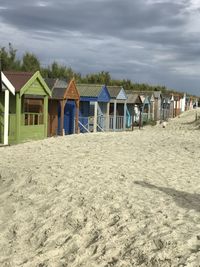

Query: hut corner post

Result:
[3,89,9,145]
[16,93,21,143]
[113,100,117,131]
[106,102,110,131]
[44,95,48,137]
[75,100,79,134]
[132,105,135,131]
[93,101,98,133]
[123,101,127,131]
[60,99,65,136]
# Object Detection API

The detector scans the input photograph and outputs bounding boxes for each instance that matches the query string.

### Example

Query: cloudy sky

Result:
[0,0,200,95]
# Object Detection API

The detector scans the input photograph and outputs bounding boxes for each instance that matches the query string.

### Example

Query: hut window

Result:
[24,98,44,126]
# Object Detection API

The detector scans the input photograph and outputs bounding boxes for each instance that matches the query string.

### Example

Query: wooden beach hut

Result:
[139,93,151,124]
[125,91,142,128]
[173,94,182,117]
[2,71,51,144]
[153,91,162,121]
[161,94,172,121]
[107,86,128,131]
[0,72,15,145]
[45,78,79,136]
[77,84,110,133]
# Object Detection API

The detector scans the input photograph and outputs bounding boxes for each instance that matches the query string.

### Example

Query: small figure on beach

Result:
[162,121,166,128]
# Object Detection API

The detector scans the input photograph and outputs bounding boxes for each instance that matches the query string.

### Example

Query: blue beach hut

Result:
[77,84,110,133]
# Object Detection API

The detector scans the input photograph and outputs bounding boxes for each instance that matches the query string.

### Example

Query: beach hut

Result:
[0,72,15,145]
[125,91,142,128]
[45,78,79,136]
[161,94,171,121]
[141,94,152,124]
[153,91,162,121]
[173,94,182,117]
[2,71,51,144]
[77,84,110,133]
[107,86,128,131]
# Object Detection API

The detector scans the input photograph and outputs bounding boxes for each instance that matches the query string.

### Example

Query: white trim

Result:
[1,72,15,95]
[93,102,98,133]
[3,90,9,145]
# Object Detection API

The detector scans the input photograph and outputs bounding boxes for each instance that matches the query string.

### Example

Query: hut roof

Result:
[76,84,103,97]
[45,78,68,99]
[153,91,162,98]
[1,72,15,95]
[3,71,33,92]
[107,86,122,98]
[126,93,142,104]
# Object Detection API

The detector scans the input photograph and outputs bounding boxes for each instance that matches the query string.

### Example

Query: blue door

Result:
[64,100,75,134]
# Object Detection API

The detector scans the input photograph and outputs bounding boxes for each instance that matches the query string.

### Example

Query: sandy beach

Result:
[0,109,200,267]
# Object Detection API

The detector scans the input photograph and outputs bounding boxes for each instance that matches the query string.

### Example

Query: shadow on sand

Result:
[134,181,200,212]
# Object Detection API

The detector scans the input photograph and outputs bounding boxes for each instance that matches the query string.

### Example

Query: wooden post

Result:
[123,101,127,130]
[3,89,9,145]
[75,100,79,134]
[43,95,48,137]
[106,102,110,131]
[16,93,21,143]
[151,101,154,121]
[148,103,151,121]
[93,101,98,133]
[132,105,135,131]
[60,99,65,135]
[139,106,142,129]
[113,100,117,131]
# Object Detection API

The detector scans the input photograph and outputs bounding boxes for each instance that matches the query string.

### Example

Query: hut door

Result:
[64,100,75,134]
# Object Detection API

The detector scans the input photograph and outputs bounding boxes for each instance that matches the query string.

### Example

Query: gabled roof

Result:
[107,86,122,98]
[107,86,127,100]
[45,78,68,99]
[3,71,33,92]
[1,72,15,95]
[46,78,79,100]
[3,71,51,97]
[153,91,162,98]
[126,93,142,104]
[77,84,103,97]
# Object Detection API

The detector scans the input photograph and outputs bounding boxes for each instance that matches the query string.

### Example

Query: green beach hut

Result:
[2,71,51,144]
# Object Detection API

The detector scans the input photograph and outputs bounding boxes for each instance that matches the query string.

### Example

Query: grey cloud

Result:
[0,0,200,95]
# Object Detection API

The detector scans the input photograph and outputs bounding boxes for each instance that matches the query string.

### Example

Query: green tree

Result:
[22,52,40,72]
[0,43,20,70]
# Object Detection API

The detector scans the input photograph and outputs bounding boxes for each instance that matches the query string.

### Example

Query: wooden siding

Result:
[116,88,127,100]
[48,99,59,136]
[98,86,110,102]
[64,80,80,100]
[23,79,48,96]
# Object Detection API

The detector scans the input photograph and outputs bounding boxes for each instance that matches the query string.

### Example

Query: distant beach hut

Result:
[46,78,79,136]
[139,93,151,124]
[107,86,127,131]
[161,94,171,121]
[125,91,142,128]
[153,91,162,121]
[77,84,110,133]
[173,94,182,117]
[0,72,15,145]
[2,71,51,144]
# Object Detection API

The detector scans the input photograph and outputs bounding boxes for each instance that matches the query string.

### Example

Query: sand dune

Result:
[0,109,200,267]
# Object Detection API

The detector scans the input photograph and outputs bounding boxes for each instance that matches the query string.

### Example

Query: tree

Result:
[0,43,20,70]
[22,52,40,72]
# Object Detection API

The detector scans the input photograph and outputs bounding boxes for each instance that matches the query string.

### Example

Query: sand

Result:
[0,109,200,267]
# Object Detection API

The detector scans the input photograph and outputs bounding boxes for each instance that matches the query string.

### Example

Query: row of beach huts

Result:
[0,70,198,145]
